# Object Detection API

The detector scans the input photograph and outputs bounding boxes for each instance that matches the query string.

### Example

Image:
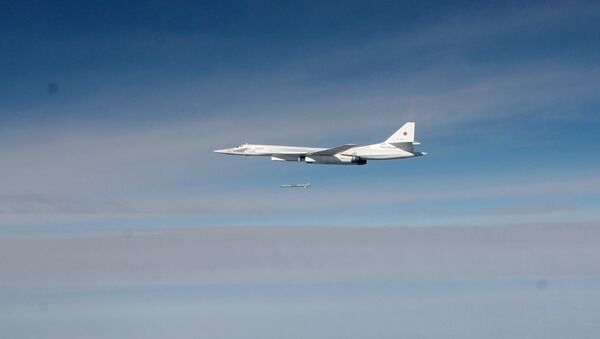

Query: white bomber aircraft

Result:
[214,122,426,165]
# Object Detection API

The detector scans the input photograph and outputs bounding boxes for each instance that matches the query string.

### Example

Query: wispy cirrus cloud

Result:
[0,1,599,229]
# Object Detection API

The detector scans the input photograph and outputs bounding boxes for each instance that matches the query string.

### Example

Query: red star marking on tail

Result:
[403,131,408,136]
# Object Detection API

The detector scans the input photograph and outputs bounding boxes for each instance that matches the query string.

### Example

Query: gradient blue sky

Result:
[1,1,600,338]
[1,0,600,234]
[1,0,600,231]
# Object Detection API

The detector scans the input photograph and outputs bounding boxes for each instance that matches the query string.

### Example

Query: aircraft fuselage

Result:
[214,122,426,165]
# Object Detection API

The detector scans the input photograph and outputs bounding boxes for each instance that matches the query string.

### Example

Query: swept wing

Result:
[308,144,356,156]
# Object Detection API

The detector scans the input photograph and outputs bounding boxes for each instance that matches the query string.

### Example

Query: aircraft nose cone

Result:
[213,148,230,154]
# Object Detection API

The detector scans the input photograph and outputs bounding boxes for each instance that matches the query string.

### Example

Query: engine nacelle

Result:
[304,155,366,165]
[353,157,367,165]
[344,154,367,165]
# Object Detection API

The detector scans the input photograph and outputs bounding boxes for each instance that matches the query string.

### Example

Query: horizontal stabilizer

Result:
[309,144,356,156]
[389,141,421,151]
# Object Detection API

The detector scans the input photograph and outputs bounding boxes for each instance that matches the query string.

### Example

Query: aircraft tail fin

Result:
[385,122,415,143]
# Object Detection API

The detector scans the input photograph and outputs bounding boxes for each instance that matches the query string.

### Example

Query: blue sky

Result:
[1,1,600,338]
[1,0,599,231]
